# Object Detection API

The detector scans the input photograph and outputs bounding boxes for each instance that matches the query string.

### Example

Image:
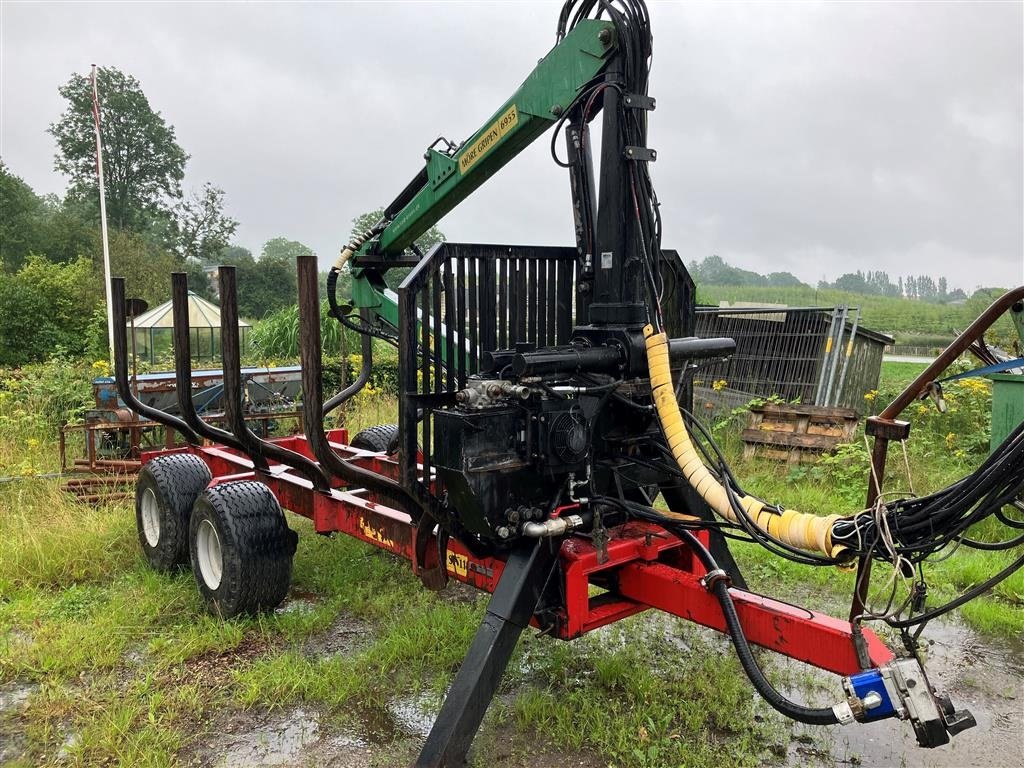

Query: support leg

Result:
[414,539,559,768]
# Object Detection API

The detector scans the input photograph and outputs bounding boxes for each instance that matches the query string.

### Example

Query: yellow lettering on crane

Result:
[459,105,519,174]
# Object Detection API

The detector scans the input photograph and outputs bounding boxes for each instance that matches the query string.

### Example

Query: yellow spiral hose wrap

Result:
[643,325,846,558]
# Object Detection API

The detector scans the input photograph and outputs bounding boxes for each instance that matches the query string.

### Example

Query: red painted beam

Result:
[617,561,893,676]
[138,442,897,675]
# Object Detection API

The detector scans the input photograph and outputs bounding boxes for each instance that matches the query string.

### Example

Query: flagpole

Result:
[91,64,115,367]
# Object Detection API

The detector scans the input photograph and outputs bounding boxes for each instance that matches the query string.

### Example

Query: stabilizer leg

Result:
[414,539,559,768]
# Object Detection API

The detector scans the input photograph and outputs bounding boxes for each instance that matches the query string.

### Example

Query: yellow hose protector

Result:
[643,325,846,558]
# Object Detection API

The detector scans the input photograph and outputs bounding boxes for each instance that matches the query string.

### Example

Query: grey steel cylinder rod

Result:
[512,343,622,377]
[668,336,736,362]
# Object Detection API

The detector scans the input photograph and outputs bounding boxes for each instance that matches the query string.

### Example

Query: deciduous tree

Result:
[168,183,238,264]
[49,67,188,232]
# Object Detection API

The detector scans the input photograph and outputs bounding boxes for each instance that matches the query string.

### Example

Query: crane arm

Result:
[364,19,613,259]
[333,19,616,322]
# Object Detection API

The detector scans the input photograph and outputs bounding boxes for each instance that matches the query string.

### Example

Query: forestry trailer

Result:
[113,2,1024,765]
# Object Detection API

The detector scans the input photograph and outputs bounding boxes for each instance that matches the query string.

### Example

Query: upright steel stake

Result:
[814,308,840,406]
[832,307,860,409]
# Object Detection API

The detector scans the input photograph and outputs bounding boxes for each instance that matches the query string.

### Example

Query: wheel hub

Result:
[140,488,160,547]
[196,518,223,589]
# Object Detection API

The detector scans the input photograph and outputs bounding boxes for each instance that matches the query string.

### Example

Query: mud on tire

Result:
[189,481,298,618]
[350,424,400,454]
[135,453,213,572]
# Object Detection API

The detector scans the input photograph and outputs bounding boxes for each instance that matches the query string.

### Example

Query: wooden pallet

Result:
[741,403,858,464]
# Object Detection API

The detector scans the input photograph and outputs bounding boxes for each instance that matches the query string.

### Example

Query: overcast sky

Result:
[2,1,1022,292]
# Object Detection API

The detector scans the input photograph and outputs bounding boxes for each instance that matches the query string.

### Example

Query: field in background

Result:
[1,359,1022,767]
[699,284,1018,349]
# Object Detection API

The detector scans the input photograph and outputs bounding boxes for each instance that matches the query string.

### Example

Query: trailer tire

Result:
[351,424,400,454]
[189,481,297,618]
[135,453,212,572]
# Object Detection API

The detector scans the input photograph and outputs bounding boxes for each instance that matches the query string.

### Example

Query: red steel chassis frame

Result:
[143,429,893,678]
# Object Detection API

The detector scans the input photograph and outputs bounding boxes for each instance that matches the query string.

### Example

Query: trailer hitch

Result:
[842,658,975,747]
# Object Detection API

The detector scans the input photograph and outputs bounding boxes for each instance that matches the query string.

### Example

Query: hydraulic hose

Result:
[327,222,388,323]
[676,527,842,726]
[644,325,846,558]
[322,311,373,417]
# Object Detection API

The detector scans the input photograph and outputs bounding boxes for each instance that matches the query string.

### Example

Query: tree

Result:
[98,229,179,307]
[1,164,97,271]
[0,255,98,364]
[0,163,46,271]
[260,237,314,265]
[49,67,188,232]
[219,245,255,266]
[228,239,314,319]
[235,260,296,320]
[833,271,869,294]
[765,272,806,288]
[349,208,445,290]
[168,183,238,263]
[183,260,215,301]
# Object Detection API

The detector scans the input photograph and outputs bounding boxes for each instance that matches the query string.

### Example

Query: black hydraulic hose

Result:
[884,547,1024,629]
[323,316,373,416]
[675,527,841,726]
[326,267,345,324]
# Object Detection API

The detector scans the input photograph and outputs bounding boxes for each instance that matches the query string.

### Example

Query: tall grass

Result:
[248,301,357,361]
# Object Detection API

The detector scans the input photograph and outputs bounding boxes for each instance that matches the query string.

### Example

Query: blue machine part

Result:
[846,669,898,722]
[92,365,303,414]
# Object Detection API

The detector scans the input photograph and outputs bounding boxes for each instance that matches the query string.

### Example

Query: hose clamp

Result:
[700,568,731,592]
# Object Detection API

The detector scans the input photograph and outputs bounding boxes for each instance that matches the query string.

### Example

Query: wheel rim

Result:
[196,519,223,590]
[140,488,160,547]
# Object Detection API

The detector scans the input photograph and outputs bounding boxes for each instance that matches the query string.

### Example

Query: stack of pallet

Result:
[741,403,858,464]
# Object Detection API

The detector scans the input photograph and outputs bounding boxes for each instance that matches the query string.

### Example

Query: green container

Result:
[988,373,1024,453]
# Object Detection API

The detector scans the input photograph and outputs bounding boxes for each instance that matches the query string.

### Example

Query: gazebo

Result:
[128,292,250,365]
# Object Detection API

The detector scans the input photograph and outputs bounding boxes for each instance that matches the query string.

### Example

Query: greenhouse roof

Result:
[128,292,250,330]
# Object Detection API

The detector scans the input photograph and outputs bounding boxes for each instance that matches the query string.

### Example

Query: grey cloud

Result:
[1,1,1020,291]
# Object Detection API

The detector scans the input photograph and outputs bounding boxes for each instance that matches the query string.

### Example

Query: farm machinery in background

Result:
[109,2,1024,765]
[59,365,303,502]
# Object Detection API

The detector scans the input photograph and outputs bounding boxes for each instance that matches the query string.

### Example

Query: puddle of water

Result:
[276,589,320,617]
[0,681,39,763]
[58,730,83,761]
[351,690,438,745]
[0,682,36,714]
[302,615,370,659]
[215,708,329,767]
[386,692,437,739]
[192,706,375,768]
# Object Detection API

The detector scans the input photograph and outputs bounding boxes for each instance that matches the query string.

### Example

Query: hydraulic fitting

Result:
[841,658,975,748]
